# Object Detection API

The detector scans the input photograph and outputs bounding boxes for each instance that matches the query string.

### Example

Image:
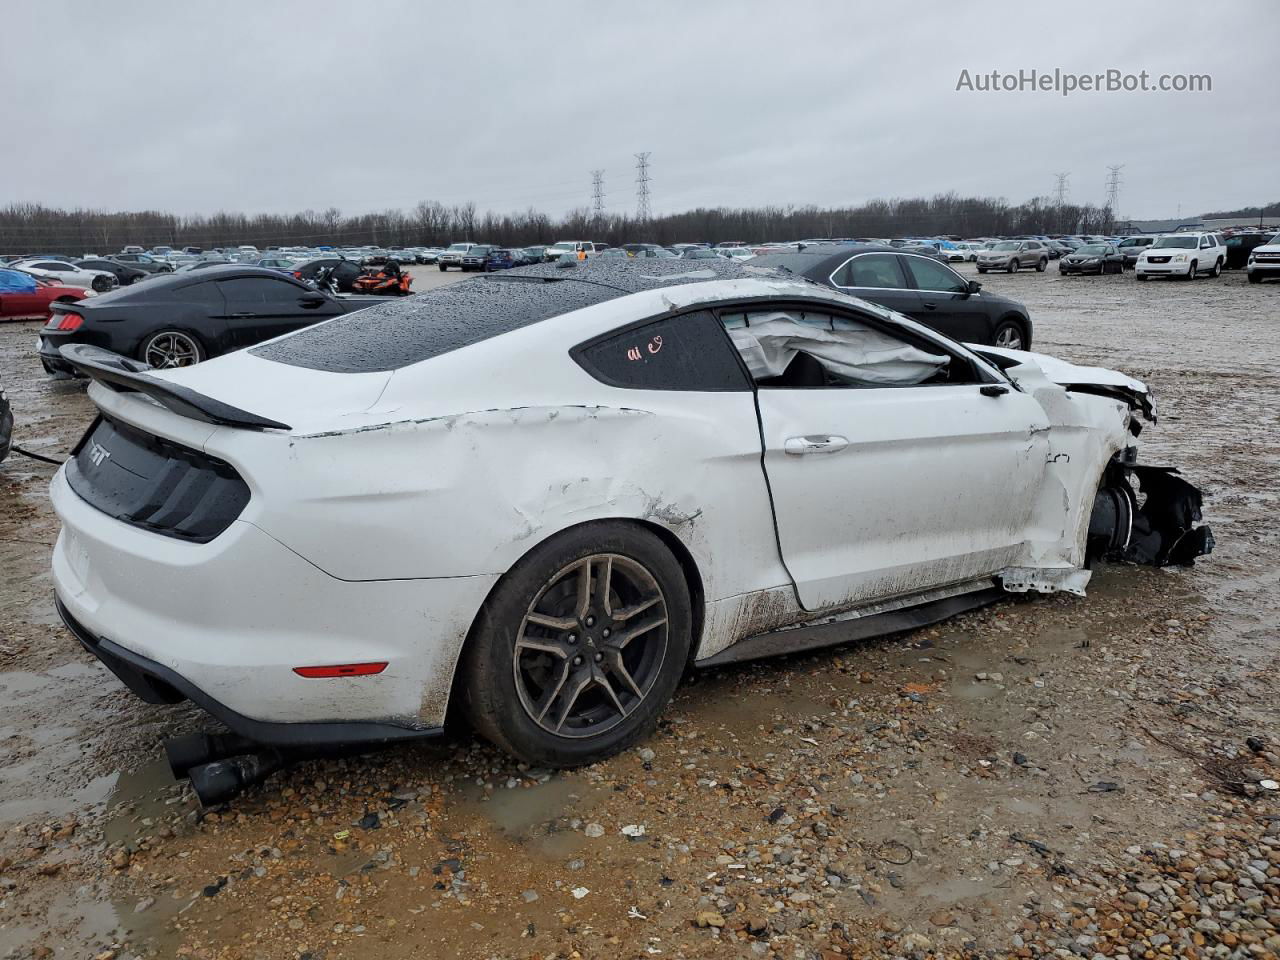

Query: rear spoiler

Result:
[58,344,291,432]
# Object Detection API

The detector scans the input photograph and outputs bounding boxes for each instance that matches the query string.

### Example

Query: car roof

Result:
[748,243,902,279]
[83,266,299,304]
[251,258,788,373]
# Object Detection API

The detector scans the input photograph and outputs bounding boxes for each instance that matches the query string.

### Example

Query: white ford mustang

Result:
[50,259,1211,795]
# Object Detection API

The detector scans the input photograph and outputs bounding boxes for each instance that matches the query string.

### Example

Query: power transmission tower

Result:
[634,152,652,222]
[1053,172,1070,206]
[590,170,605,223]
[1104,165,1124,212]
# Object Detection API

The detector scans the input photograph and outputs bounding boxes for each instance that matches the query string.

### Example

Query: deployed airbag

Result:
[727,312,950,386]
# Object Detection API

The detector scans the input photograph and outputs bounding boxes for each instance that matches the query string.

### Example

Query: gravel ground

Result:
[0,265,1276,960]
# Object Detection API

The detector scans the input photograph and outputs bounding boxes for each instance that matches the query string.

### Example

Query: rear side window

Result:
[573,310,750,392]
[174,282,224,305]
[217,278,301,303]
[831,253,904,289]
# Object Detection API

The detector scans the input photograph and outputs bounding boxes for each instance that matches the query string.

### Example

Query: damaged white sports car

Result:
[50,259,1211,795]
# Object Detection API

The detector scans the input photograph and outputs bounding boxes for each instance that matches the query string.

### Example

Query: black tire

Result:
[1007,259,1019,273]
[1136,273,1149,281]
[90,275,112,293]
[1186,261,1198,281]
[991,318,1027,350]
[1248,272,1262,284]
[1035,258,1047,272]
[139,329,206,368]
[977,267,988,274]
[461,521,692,767]
[1210,258,1222,278]
[438,264,448,272]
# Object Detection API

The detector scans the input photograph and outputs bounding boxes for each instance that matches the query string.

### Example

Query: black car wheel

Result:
[1186,262,1198,281]
[140,330,205,368]
[992,319,1026,350]
[1035,258,1047,272]
[1210,258,1222,278]
[1007,259,1019,273]
[1248,272,1263,283]
[91,275,112,293]
[462,521,691,767]
[977,267,988,274]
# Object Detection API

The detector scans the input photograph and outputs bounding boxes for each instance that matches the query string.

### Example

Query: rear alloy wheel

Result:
[141,330,205,368]
[1210,258,1222,278]
[993,319,1025,350]
[91,275,112,293]
[1007,259,1019,273]
[463,522,691,767]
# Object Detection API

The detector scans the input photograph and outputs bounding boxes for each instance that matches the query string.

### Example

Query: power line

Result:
[590,169,605,224]
[1104,164,1124,213]
[635,152,652,222]
[1053,172,1070,206]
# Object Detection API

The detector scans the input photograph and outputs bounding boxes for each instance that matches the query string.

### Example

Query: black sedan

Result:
[38,267,383,376]
[76,258,148,286]
[1058,243,1125,275]
[749,244,1033,349]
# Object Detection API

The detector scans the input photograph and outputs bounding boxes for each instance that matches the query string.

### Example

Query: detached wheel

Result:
[462,522,691,767]
[992,319,1026,350]
[140,330,205,368]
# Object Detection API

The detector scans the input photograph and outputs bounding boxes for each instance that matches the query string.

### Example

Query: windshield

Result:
[1076,244,1109,255]
[447,243,471,252]
[548,242,575,252]
[1151,236,1198,249]
[991,241,1020,251]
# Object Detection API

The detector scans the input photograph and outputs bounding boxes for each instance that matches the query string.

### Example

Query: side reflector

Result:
[292,662,388,678]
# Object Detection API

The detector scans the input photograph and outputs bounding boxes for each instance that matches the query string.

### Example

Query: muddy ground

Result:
[0,265,1277,960]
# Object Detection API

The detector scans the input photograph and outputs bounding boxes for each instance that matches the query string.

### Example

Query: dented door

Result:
[757,383,1052,611]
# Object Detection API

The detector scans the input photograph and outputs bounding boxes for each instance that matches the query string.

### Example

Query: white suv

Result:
[1246,232,1280,284]
[1135,232,1225,280]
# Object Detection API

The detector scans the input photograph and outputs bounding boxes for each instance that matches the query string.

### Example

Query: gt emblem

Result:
[88,442,111,467]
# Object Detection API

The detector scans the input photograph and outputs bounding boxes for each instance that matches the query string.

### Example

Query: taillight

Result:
[293,271,302,279]
[56,312,83,332]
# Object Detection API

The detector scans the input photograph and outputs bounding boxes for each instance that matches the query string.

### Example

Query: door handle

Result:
[784,435,849,456]
[921,301,937,310]
[229,312,256,319]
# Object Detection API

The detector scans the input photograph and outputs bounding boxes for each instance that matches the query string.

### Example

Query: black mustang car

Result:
[76,258,148,286]
[38,266,385,375]
[750,244,1033,349]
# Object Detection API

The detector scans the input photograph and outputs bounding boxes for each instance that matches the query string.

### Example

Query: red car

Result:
[0,268,93,321]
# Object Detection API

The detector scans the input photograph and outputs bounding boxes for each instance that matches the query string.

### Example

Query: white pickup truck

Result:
[542,240,603,262]
[1134,232,1225,280]
[1246,233,1280,284]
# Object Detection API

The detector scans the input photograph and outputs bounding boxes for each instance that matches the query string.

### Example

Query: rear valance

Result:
[58,344,291,432]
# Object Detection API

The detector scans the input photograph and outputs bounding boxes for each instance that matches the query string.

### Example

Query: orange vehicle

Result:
[353,261,413,296]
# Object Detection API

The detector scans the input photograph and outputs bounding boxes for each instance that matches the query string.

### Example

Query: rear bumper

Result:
[50,467,499,733]
[58,597,442,747]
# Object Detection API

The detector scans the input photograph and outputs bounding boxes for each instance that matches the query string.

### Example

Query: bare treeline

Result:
[0,194,1117,254]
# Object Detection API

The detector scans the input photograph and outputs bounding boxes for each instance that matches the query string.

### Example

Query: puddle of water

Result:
[445,774,602,859]
[101,757,188,846]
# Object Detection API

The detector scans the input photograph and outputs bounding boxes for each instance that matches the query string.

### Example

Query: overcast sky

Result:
[2,2,1275,222]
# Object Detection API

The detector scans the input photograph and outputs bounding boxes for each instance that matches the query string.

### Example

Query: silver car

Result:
[976,240,1050,274]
